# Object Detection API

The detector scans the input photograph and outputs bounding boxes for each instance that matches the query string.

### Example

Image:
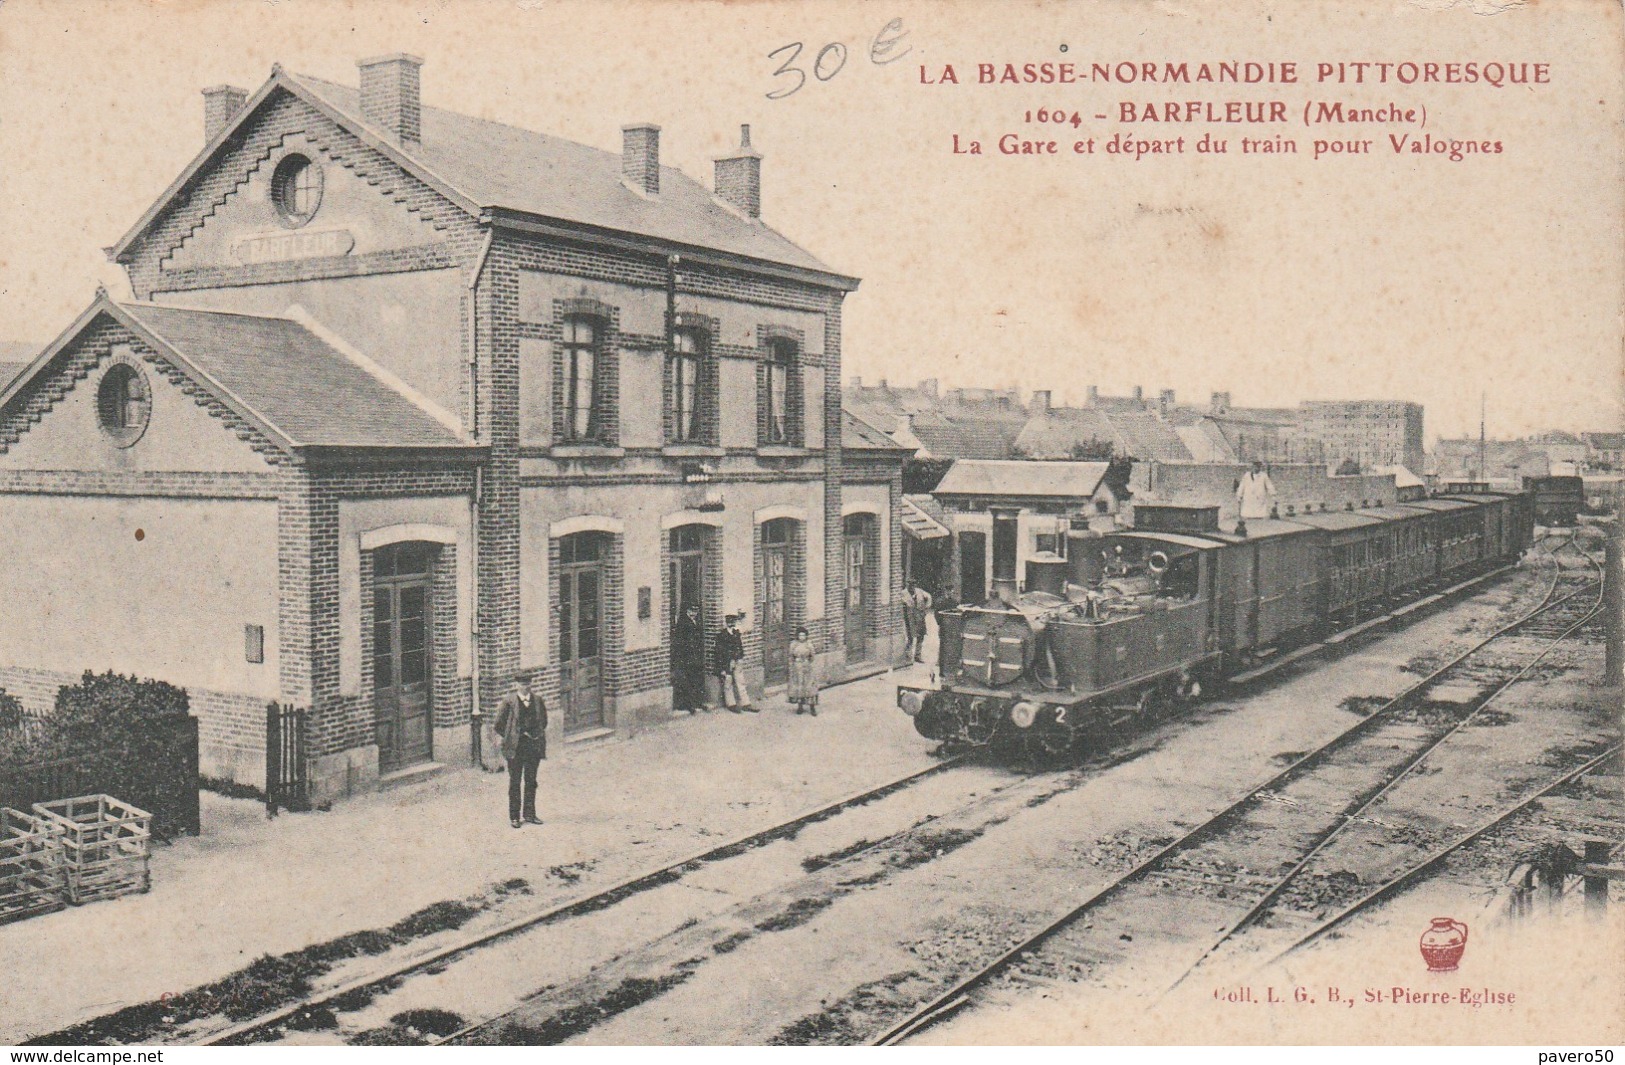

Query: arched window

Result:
[670,327,704,443]
[764,338,794,445]
[561,317,599,442]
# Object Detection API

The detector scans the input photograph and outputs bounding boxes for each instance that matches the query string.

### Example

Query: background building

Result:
[1300,399,1425,475]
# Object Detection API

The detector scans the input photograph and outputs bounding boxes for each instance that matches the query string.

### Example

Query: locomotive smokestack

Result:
[1067,526,1102,587]
[991,506,1021,603]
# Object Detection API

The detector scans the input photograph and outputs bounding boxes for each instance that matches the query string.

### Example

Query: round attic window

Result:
[271,154,324,227]
[97,362,151,447]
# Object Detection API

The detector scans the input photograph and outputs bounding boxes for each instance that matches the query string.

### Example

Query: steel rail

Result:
[1264,742,1621,967]
[870,537,1589,1046]
[197,752,973,1046]
[1167,540,1604,990]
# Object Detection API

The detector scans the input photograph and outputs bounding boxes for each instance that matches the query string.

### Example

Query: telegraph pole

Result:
[1478,392,1487,484]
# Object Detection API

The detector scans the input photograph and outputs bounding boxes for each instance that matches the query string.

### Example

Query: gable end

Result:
[0,315,290,466]
[122,87,482,299]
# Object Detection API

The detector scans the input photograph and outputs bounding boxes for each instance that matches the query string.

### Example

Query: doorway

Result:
[559,532,608,732]
[760,519,794,686]
[669,524,712,694]
[373,541,435,772]
[844,513,876,662]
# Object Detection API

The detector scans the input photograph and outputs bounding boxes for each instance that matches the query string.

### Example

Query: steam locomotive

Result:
[898,490,1533,760]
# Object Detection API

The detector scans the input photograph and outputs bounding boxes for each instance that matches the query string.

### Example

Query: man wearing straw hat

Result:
[713,610,756,713]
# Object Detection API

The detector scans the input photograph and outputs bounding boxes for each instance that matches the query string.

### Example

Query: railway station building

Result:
[0,56,904,800]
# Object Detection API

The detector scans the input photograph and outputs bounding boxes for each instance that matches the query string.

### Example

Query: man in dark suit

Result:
[493,672,547,828]
[672,603,707,713]
[713,612,755,712]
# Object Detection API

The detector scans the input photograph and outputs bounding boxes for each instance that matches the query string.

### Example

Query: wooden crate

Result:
[0,807,66,924]
[32,794,151,905]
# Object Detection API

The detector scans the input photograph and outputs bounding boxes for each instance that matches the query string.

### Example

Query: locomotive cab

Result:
[902,513,1221,757]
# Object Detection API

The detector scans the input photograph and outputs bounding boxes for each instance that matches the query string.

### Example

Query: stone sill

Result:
[756,446,809,458]
[661,445,725,458]
[550,445,626,459]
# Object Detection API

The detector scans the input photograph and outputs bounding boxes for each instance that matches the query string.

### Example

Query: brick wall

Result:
[481,227,849,728]
[121,88,482,299]
[840,453,908,669]
[0,663,270,785]
[291,463,477,760]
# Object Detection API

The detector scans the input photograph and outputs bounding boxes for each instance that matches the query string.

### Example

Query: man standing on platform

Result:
[494,672,547,828]
[715,611,755,712]
[672,603,707,713]
[902,580,934,663]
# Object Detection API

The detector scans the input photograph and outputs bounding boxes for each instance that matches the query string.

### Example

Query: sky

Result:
[0,0,1620,443]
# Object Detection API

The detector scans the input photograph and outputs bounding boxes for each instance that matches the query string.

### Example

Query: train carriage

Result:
[901,489,1533,761]
[1522,476,1584,528]
[1440,492,1523,563]
[1358,504,1437,596]
[1202,519,1319,655]
[1287,511,1390,620]
[1404,498,1482,577]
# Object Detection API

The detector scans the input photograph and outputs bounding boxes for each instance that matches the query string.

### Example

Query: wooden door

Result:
[844,514,872,662]
[559,533,606,732]
[761,520,791,686]
[373,542,434,772]
[669,525,708,682]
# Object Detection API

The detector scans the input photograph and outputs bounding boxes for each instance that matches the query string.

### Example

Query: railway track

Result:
[1163,542,1605,986]
[1264,744,1621,967]
[873,538,1605,1045]
[183,539,1598,1047]
[197,753,981,1046]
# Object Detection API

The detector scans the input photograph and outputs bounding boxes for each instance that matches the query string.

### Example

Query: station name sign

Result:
[233,228,355,265]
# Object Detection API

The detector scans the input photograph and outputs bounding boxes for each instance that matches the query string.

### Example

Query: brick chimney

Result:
[1159,388,1176,417]
[357,53,424,147]
[1031,389,1052,415]
[715,124,763,218]
[1132,385,1144,403]
[203,85,249,143]
[1086,385,1099,406]
[622,123,661,195]
[919,378,939,398]
[1211,391,1232,414]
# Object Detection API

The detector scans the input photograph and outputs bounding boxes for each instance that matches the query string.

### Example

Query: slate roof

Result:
[1015,407,1192,463]
[111,64,851,286]
[111,68,848,286]
[296,76,841,277]
[841,409,911,452]
[934,459,1110,500]
[0,296,469,454]
[1014,408,1117,459]
[1375,464,1425,489]
[1584,431,1625,450]
[1110,412,1194,462]
[117,302,465,450]
[908,410,1024,460]
[1175,420,1235,463]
